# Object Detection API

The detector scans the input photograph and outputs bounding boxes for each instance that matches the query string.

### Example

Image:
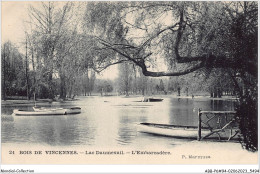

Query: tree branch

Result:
[123,20,148,31]
[141,62,204,77]
[174,6,185,61]
[139,22,179,51]
[93,60,129,73]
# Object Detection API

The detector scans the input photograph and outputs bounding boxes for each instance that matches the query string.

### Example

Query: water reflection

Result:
[116,107,148,145]
[169,98,197,126]
[1,96,236,147]
[117,116,136,145]
[2,121,15,142]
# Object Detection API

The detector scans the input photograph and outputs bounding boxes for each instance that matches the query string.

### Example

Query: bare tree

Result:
[27,2,74,99]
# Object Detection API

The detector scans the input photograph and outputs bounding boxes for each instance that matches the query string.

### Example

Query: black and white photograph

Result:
[1,1,258,173]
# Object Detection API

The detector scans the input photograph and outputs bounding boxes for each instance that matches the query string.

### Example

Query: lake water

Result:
[1,96,236,148]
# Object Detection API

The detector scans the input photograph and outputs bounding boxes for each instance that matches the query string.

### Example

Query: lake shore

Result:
[1,98,77,106]
[1,94,238,106]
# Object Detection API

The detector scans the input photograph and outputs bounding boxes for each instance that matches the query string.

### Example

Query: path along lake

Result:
[2,96,236,148]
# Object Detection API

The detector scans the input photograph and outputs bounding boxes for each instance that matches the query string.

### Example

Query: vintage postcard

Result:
[1,1,258,173]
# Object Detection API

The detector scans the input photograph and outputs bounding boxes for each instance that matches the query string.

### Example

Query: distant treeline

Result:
[1,43,237,100]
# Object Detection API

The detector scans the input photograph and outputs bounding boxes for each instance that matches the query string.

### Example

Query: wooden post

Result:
[198,108,202,141]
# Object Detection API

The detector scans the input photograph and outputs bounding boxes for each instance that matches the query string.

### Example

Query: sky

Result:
[1,1,119,80]
[2,2,33,44]
[96,65,119,80]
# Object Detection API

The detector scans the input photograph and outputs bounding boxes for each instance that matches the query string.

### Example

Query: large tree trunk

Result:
[48,72,54,99]
[142,88,145,96]
[59,70,66,100]
[68,78,75,98]
[86,71,90,96]
[125,81,129,96]
[89,71,95,96]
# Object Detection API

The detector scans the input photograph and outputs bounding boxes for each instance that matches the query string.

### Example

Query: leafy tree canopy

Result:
[83,1,257,78]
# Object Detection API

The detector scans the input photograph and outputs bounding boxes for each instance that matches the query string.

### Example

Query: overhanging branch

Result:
[141,62,204,77]
[93,59,129,73]
[139,23,179,52]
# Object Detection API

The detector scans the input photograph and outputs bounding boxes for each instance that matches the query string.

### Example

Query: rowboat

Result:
[13,107,81,116]
[13,109,66,116]
[64,107,81,114]
[33,106,81,114]
[142,97,163,102]
[33,107,64,112]
[137,123,211,139]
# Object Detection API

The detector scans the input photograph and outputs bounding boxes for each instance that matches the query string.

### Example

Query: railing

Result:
[197,109,239,141]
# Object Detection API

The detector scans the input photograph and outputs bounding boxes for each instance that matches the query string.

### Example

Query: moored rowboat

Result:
[65,107,81,114]
[33,106,81,114]
[142,98,163,102]
[137,123,211,138]
[33,107,64,112]
[13,107,81,116]
[13,109,66,116]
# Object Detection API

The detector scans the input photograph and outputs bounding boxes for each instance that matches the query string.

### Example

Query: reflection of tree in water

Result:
[5,116,96,146]
[1,121,15,143]
[117,109,147,145]
[38,117,97,146]
[210,100,235,111]
[169,98,236,127]
[169,98,197,126]
[5,118,37,144]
